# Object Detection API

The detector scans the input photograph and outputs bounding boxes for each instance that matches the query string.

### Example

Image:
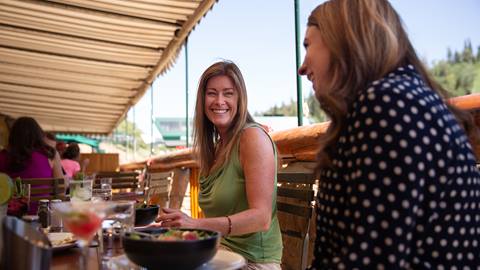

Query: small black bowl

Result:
[123,228,220,269]
[134,205,159,226]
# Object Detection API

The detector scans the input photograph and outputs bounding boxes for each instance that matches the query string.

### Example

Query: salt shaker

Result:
[50,199,63,232]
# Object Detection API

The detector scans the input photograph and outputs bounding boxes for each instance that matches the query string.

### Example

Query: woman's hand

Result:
[155,208,198,228]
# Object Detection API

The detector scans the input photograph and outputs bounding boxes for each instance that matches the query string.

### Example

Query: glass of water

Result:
[69,180,93,203]
[92,178,112,202]
[100,200,135,262]
[100,178,112,190]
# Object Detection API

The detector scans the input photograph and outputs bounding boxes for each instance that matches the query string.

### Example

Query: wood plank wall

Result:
[80,153,119,174]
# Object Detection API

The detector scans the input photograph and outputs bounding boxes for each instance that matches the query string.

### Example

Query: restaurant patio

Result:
[1,1,480,269]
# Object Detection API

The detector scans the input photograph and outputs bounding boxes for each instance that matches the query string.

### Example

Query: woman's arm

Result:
[233,127,276,232]
[80,158,90,173]
[158,127,276,236]
[51,151,64,178]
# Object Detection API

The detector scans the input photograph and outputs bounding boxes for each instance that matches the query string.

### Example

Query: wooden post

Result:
[189,167,200,218]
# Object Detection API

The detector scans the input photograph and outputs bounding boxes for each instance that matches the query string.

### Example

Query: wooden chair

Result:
[277,161,316,270]
[94,171,141,201]
[168,168,190,209]
[21,177,66,201]
[144,168,173,208]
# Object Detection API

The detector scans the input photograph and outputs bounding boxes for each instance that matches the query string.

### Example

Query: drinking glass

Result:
[70,180,93,203]
[100,200,135,263]
[100,178,112,191]
[52,201,115,270]
[92,178,112,202]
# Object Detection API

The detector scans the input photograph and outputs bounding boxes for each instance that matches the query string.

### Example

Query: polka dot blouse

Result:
[310,65,480,269]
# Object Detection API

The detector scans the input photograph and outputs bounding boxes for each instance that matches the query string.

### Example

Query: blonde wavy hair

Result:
[309,0,478,169]
[193,61,255,176]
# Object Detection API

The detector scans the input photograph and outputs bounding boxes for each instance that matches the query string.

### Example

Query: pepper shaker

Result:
[37,199,50,229]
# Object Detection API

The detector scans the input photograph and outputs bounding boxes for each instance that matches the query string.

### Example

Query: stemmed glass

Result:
[52,201,115,270]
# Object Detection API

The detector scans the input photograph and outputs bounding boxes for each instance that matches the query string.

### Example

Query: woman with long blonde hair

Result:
[157,61,282,269]
[299,0,480,268]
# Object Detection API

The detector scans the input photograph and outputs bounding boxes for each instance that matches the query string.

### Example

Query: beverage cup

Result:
[100,178,112,191]
[70,180,93,203]
[92,189,112,202]
[100,201,135,262]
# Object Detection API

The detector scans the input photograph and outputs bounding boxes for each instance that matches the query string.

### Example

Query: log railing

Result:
[119,93,480,216]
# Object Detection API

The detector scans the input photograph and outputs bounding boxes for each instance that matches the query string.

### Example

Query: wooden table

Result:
[51,246,101,270]
[51,246,246,270]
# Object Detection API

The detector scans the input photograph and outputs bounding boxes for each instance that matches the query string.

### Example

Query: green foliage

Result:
[305,93,328,123]
[473,64,480,92]
[111,119,175,161]
[262,99,298,116]
[73,172,84,181]
[431,39,480,97]
[114,119,148,150]
[259,93,327,123]
[476,45,480,62]
[431,61,478,96]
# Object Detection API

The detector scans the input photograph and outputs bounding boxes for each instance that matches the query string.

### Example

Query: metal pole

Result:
[185,38,189,147]
[125,111,129,161]
[133,106,136,160]
[150,84,154,156]
[294,0,304,126]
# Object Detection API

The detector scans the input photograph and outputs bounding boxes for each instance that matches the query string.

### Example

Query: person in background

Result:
[45,132,68,176]
[61,143,81,178]
[0,117,63,179]
[61,142,89,178]
[44,132,56,149]
[156,61,283,269]
[298,0,480,268]
[55,140,67,157]
[0,117,63,214]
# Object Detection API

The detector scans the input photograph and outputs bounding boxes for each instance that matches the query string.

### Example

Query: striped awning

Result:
[0,0,217,134]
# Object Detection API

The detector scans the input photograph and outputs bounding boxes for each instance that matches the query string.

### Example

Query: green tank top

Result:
[198,123,282,263]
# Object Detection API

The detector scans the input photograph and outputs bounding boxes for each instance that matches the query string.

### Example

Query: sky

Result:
[129,0,480,137]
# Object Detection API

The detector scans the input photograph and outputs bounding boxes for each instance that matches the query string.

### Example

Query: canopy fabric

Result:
[56,134,100,150]
[0,0,217,134]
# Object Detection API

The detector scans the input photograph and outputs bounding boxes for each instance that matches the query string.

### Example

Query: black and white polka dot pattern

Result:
[309,65,480,269]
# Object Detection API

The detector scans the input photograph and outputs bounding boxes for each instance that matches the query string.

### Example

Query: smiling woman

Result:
[300,0,480,269]
[155,61,283,269]
[204,75,239,136]
[298,26,331,96]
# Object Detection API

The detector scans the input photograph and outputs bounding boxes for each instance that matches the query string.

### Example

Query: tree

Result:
[476,45,480,62]
[462,40,474,63]
[114,119,147,150]
[261,41,480,120]
[306,93,328,122]
[431,43,478,97]
[454,51,461,63]
[447,48,453,63]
